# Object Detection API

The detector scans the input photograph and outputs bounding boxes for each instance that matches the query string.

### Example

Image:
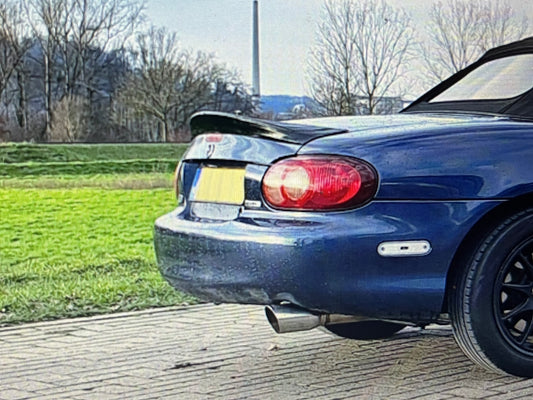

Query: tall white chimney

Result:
[252,0,261,98]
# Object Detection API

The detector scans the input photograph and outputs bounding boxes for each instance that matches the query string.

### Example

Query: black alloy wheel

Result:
[450,209,533,377]
[493,237,533,356]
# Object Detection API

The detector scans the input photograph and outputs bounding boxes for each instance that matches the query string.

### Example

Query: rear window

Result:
[430,54,533,102]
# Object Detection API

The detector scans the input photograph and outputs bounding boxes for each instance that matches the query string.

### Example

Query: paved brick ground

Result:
[0,304,531,399]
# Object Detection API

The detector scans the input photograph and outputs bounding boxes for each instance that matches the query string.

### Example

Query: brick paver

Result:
[0,304,530,399]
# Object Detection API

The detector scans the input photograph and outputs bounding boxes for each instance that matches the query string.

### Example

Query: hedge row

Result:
[0,143,188,164]
[0,159,179,177]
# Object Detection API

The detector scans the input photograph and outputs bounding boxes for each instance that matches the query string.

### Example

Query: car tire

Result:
[325,320,406,340]
[450,209,533,377]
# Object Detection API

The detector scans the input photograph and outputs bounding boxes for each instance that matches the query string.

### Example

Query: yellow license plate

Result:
[193,167,245,205]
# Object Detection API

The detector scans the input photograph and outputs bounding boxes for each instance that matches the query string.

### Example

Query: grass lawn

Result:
[0,173,173,190]
[0,186,194,324]
[0,143,194,325]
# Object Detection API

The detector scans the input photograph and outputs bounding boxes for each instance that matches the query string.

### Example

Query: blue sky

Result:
[145,0,532,97]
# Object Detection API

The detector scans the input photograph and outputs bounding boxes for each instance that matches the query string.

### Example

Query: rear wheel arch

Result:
[443,193,533,314]
[447,205,533,376]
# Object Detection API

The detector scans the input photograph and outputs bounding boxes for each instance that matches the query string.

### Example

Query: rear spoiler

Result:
[189,112,346,145]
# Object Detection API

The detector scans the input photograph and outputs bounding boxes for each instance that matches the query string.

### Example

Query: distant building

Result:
[352,96,406,115]
[257,94,409,121]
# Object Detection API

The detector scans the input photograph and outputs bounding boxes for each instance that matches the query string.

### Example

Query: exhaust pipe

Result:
[265,304,364,334]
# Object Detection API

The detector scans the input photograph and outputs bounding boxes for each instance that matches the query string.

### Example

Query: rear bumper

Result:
[154,201,497,324]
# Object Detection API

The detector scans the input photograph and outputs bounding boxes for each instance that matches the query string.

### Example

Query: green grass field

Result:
[0,143,188,176]
[0,143,194,325]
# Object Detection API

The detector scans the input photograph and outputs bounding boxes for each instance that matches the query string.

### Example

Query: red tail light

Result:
[262,156,378,210]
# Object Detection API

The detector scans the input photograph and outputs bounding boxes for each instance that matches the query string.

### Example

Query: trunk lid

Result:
[178,112,512,220]
[184,112,345,165]
[185,111,507,165]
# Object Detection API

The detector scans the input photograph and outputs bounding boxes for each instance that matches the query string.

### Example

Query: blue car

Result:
[155,37,533,377]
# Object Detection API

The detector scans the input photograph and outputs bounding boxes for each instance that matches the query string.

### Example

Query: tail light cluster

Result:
[262,155,378,211]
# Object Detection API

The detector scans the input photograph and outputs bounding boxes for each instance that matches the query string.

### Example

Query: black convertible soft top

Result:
[403,36,533,119]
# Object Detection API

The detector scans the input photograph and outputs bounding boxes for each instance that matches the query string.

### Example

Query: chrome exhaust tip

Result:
[265,305,321,333]
[265,304,366,334]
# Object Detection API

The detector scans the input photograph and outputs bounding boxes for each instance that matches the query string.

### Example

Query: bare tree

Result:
[117,27,221,142]
[211,69,254,115]
[308,0,414,116]
[352,0,414,115]
[421,0,529,84]
[0,2,30,102]
[0,0,35,139]
[479,0,529,51]
[23,0,143,141]
[61,0,144,97]
[308,0,359,115]
[49,94,88,141]
[24,0,69,140]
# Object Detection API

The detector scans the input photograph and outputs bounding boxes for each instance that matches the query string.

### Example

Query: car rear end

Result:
[154,112,490,322]
[155,113,370,311]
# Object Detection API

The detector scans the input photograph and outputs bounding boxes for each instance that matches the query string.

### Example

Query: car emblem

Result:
[205,133,223,159]
[206,144,216,159]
